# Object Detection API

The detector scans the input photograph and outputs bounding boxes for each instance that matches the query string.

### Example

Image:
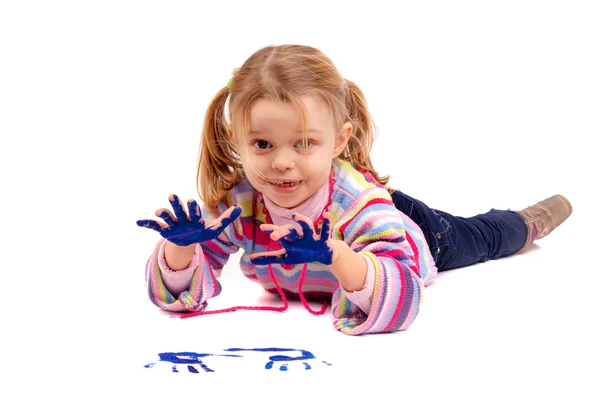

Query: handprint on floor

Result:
[144,348,331,372]
[224,347,332,371]
[144,351,242,373]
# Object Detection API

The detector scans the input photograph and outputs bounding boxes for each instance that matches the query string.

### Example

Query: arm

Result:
[329,239,368,292]
[156,243,197,296]
[145,233,239,312]
[139,195,242,313]
[165,242,196,271]
[336,255,376,314]
[331,187,436,335]
[148,242,197,296]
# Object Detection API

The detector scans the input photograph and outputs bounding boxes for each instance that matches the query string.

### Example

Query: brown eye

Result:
[252,140,272,150]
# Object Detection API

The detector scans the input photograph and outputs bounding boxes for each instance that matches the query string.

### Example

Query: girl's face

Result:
[234,96,350,209]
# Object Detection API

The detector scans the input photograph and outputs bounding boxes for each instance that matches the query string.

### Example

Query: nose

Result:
[271,148,296,171]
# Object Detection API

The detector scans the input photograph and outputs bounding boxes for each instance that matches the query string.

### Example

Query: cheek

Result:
[309,156,333,178]
[241,154,270,181]
[239,148,256,165]
[246,152,266,169]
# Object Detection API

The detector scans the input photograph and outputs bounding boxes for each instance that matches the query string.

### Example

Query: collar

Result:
[261,179,330,228]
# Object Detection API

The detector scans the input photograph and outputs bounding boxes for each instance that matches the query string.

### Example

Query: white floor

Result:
[2,1,598,400]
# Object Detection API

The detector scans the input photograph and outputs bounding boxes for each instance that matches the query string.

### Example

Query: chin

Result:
[273,198,301,209]
[270,193,307,209]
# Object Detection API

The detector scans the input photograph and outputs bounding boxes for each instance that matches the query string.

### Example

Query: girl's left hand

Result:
[250,213,335,266]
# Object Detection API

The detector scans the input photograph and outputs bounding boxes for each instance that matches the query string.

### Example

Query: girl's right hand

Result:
[136,194,242,246]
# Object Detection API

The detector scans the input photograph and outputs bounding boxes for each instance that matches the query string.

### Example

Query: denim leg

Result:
[390,190,528,272]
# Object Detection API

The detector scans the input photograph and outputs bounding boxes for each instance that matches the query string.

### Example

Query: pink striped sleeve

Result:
[145,240,222,312]
[340,255,375,314]
[158,242,198,297]
[143,189,245,314]
[331,187,433,335]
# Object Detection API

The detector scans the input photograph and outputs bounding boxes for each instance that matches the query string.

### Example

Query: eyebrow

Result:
[249,128,323,135]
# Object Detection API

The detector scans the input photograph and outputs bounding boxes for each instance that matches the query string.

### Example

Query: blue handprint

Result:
[144,351,242,373]
[250,213,334,266]
[144,348,332,373]
[225,348,332,371]
[136,194,241,246]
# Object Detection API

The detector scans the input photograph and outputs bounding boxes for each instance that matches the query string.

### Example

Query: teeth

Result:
[271,180,298,186]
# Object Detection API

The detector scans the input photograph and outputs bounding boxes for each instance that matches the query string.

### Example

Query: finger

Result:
[205,204,241,232]
[267,224,298,241]
[270,226,301,242]
[251,255,284,265]
[188,199,202,222]
[156,209,176,226]
[136,219,165,232]
[292,212,311,224]
[293,214,315,237]
[319,213,332,240]
[250,249,287,265]
[251,248,287,259]
[259,224,279,234]
[229,204,243,220]
[218,204,242,228]
[283,228,301,242]
[169,194,189,222]
[260,223,288,236]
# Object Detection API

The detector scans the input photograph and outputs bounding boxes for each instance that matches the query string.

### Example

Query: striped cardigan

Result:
[145,158,437,335]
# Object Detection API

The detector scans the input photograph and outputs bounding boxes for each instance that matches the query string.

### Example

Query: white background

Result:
[1,1,598,400]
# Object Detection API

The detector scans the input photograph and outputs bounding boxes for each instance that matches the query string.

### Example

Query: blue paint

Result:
[145,348,330,372]
[251,215,334,265]
[225,347,319,370]
[137,194,242,246]
[145,351,241,373]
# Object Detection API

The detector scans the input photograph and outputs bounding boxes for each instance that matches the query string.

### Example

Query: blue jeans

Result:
[390,190,528,272]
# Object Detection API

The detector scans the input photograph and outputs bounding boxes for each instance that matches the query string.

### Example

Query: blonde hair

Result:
[197,44,389,210]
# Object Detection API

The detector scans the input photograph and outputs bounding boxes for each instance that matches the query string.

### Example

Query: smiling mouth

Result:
[267,180,302,187]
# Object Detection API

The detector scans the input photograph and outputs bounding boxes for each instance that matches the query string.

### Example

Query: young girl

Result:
[137,44,572,336]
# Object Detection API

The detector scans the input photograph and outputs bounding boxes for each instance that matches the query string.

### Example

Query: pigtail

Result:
[343,79,390,187]
[197,86,243,211]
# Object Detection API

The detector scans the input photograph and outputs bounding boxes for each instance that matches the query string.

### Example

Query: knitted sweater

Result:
[145,158,437,335]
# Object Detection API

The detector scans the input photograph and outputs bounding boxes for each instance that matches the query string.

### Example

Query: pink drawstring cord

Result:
[297,263,328,315]
[177,260,289,318]
[175,245,328,319]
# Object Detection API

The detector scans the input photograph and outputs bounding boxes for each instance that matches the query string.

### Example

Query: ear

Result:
[333,122,352,157]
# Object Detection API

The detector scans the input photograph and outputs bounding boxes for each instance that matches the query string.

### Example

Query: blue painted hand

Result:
[250,212,335,266]
[136,194,242,246]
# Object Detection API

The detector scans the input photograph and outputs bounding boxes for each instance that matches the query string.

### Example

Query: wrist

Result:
[329,240,367,292]
[165,241,196,271]
[330,239,343,265]
[167,241,196,249]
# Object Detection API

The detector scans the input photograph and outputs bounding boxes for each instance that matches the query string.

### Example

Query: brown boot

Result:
[516,194,572,250]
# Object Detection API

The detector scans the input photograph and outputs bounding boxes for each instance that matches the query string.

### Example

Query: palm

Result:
[137,194,241,246]
[251,213,334,266]
[160,218,217,245]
